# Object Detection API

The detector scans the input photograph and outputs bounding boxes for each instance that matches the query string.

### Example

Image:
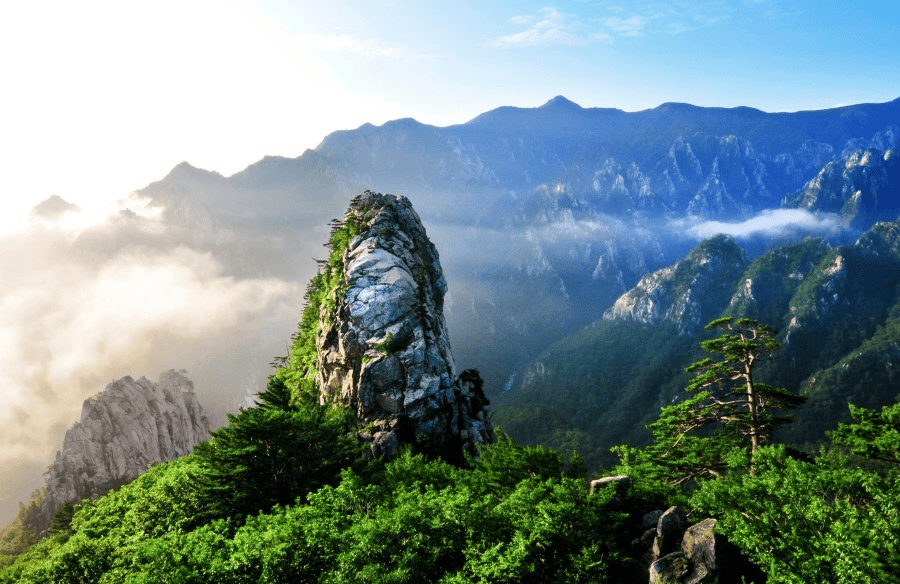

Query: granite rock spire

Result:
[315,191,495,459]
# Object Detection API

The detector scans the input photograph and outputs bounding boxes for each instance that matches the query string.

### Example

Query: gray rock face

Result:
[642,509,665,531]
[680,518,720,584]
[648,517,721,584]
[316,191,495,459]
[36,370,210,533]
[603,235,747,335]
[784,142,900,227]
[650,552,690,584]
[652,506,689,560]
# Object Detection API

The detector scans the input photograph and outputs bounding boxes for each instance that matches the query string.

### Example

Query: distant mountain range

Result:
[130,96,900,432]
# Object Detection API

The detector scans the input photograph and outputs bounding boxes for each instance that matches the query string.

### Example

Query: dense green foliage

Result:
[613,389,900,583]
[692,444,900,583]
[608,319,900,582]
[272,208,363,404]
[191,376,362,523]
[0,432,638,583]
[829,400,900,467]
[6,212,900,582]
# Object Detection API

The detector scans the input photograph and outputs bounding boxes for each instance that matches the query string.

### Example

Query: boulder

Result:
[652,506,688,560]
[681,518,719,584]
[650,552,690,583]
[642,516,722,583]
[590,475,631,496]
[642,509,665,531]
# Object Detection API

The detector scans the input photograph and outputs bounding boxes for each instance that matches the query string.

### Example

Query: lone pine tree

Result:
[684,317,807,459]
[614,317,807,485]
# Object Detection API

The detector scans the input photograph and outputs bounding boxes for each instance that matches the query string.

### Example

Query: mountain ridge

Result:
[131,95,900,407]
[498,216,900,465]
[28,370,210,535]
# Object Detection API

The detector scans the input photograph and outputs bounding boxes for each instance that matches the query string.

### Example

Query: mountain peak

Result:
[33,370,210,535]
[603,235,747,334]
[539,95,582,110]
[30,194,80,219]
[162,161,224,181]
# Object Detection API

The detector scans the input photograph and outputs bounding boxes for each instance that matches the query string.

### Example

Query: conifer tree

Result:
[614,317,806,485]
[192,376,362,522]
[683,317,806,459]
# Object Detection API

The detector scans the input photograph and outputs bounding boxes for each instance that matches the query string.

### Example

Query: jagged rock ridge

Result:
[315,191,495,459]
[132,98,900,401]
[603,234,748,335]
[784,136,900,227]
[35,370,210,533]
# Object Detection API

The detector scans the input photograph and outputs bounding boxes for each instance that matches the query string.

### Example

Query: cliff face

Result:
[36,370,210,533]
[784,140,900,227]
[315,191,494,459]
[603,235,748,335]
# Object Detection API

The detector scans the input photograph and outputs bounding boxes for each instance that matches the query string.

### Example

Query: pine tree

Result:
[683,317,806,460]
[192,376,362,522]
[614,317,806,485]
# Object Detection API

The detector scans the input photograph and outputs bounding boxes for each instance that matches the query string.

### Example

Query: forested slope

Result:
[498,218,900,465]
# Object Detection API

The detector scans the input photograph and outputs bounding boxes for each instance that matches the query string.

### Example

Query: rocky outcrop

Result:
[603,235,747,335]
[35,370,210,534]
[784,142,900,228]
[647,517,721,584]
[315,191,495,460]
[652,506,689,560]
[627,505,722,584]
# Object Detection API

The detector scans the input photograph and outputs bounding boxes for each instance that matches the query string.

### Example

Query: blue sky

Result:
[1,0,898,228]
[265,0,900,115]
[268,0,900,115]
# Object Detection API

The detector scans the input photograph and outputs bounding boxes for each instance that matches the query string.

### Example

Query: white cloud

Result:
[493,7,610,48]
[595,2,735,37]
[494,2,740,48]
[679,209,845,239]
[0,0,400,226]
[508,14,536,26]
[0,211,303,524]
[601,16,646,36]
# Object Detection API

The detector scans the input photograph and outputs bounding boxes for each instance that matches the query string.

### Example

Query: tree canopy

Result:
[614,317,806,487]
[191,376,362,522]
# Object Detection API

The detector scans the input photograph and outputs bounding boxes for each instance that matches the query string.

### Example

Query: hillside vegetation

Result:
[2,272,899,582]
[4,190,900,582]
[498,219,900,467]
[1,326,898,582]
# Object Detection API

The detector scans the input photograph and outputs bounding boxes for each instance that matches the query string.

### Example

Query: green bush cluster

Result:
[610,319,900,583]
[0,430,636,583]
